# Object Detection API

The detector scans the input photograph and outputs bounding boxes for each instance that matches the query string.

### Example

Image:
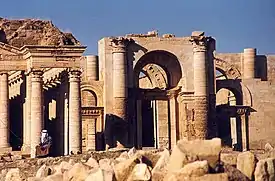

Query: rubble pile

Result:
[0,17,80,48]
[0,138,275,180]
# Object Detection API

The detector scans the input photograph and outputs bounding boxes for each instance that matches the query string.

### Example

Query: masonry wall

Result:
[216,53,275,149]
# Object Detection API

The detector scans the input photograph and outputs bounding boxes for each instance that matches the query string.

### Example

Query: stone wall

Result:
[215,53,275,149]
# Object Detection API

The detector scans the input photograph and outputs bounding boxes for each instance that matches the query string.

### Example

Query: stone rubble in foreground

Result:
[0,138,274,181]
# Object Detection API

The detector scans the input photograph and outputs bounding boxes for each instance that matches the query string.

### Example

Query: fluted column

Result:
[190,33,211,139]
[0,73,11,150]
[30,70,44,158]
[69,69,82,154]
[243,48,256,79]
[22,74,32,153]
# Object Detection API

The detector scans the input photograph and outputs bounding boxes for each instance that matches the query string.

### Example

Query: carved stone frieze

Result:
[0,54,23,61]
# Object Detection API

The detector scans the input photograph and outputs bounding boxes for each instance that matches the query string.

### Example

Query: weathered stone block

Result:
[236,151,256,180]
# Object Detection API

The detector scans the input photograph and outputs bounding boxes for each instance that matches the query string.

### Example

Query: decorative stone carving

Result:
[236,108,248,115]
[110,37,133,53]
[190,34,213,53]
[69,68,81,82]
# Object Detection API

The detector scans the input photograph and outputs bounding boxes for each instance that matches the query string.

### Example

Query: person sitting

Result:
[35,130,52,158]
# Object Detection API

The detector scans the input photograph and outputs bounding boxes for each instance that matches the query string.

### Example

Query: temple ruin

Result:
[0,18,275,158]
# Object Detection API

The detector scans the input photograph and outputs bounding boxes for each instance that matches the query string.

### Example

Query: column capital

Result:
[69,68,81,82]
[31,69,43,82]
[110,37,134,53]
[236,107,248,116]
[0,71,8,76]
[190,32,213,53]
[167,86,181,99]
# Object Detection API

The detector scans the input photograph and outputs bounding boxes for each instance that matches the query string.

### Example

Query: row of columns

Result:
[0,69,82,157]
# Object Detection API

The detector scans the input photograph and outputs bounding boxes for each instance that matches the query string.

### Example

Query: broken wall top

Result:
[0,17,81,48]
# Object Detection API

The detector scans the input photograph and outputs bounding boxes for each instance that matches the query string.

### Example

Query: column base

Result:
[21,145,31,154]
[0,147,12,154]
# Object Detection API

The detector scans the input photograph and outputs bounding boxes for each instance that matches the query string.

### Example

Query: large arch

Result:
[134,50,182,149]
[134,50,182,88]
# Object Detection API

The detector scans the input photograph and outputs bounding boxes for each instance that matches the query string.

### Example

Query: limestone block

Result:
[42,173,63,181]
[85,157,99,169]
[36,164,52,178]
[152,149,170,175]
[167,138,221,175]
[130,163,151,181]
[55,161,72,174]
[85,168,104,181]
[63,163,90,181]
[220,153,238,166]
[113,157,138,181]
[116,151,129,162]
[128,147,137,158]
[254,158,275,181]
[99,158,115,181]
[5,168,23,181]
[167,173,229,181]
[179,160,209,177]
[237,151,256,180]
[223,164,250,181]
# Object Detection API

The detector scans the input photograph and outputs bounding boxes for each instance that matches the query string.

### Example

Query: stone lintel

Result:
[29,59,81,69]
[0,61,26,71]
[20,45,87,59]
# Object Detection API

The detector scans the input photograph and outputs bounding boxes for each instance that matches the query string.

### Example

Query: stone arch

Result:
[134,50,182,88]
[139,64,168,89]
[215,58,241,79]
[81,90,97,107]
[81,84,103,106]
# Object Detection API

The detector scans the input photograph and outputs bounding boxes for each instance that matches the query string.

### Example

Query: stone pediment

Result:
[0,42,21,55]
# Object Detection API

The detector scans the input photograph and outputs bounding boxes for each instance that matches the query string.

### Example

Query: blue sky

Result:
[1,0,275,55]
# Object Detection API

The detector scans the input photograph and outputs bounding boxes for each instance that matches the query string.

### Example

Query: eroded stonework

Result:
[0,18,274,157]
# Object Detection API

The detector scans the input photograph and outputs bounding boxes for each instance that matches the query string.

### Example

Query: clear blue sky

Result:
[2,0,275,55]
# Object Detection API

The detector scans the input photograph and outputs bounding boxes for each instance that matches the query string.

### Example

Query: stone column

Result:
[86,55,99,81]
[30,70,44,158]
[168,91,179,148]
[111,37,132,146]
[243,48,256,79]
[190,32,210,139]
[64,92,69,155]
[22,74,31,153]
[68,69,82,154]
[237,108,248,151]
[0,73,11,151]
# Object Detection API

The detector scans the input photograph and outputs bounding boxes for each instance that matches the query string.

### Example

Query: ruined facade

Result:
[0,18,275,158]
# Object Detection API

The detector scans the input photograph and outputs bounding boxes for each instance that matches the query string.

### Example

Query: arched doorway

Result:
[216,68,244,150]
[81,90,98,151]
[134,50,182,149]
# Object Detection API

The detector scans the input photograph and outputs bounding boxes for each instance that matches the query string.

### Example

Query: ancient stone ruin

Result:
[0,17,274,180]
